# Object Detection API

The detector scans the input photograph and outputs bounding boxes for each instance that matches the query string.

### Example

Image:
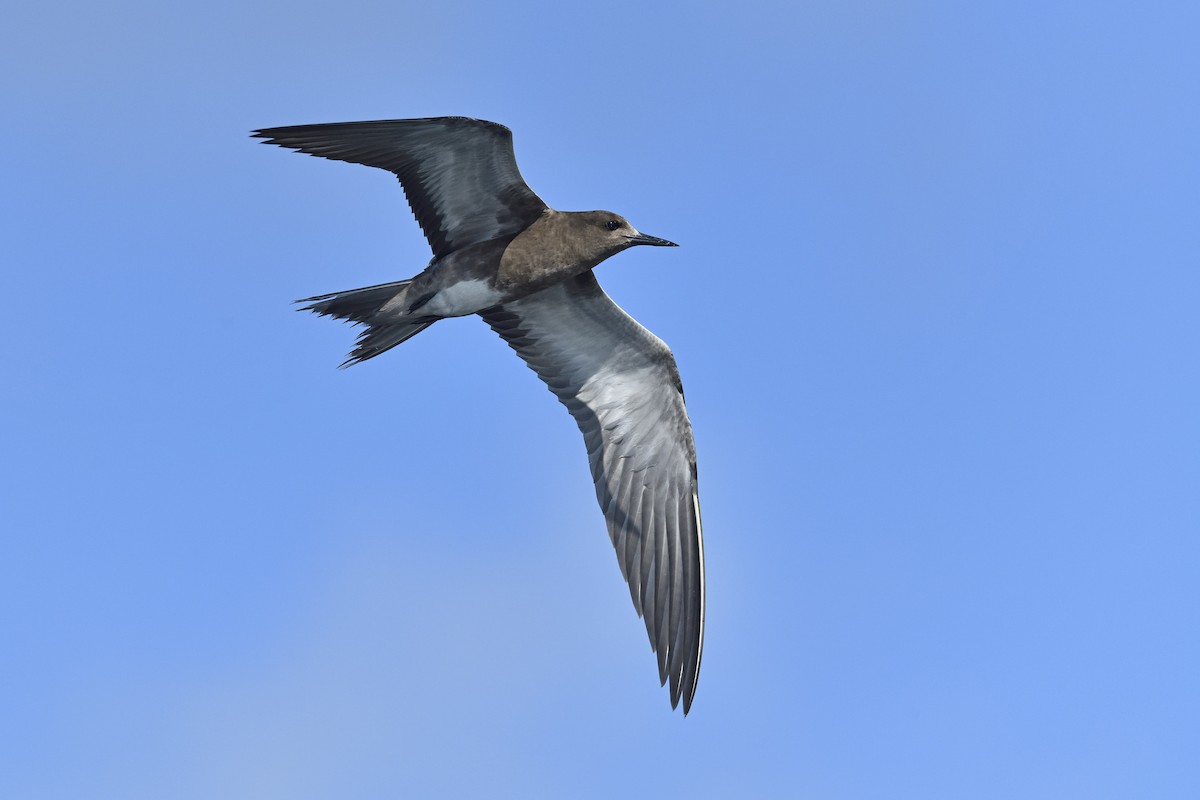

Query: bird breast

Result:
[496,212,607,291]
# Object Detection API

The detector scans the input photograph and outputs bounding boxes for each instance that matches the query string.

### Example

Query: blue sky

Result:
[3,1,1198,797]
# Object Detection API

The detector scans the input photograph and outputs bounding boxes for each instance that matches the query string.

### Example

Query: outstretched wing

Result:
[253,117,549,258]
[481,271,705,713]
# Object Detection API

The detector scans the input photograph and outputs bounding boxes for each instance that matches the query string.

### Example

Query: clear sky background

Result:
[3,2,1198,798]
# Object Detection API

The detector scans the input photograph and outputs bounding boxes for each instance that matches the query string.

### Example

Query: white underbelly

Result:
[423,278,504,317]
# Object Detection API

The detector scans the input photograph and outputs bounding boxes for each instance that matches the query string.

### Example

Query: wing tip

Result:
[249,116,511,141]
[667,676,698,716]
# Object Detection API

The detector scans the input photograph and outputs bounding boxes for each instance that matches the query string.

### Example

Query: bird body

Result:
[360,208,670,322]
[254,117,705,713]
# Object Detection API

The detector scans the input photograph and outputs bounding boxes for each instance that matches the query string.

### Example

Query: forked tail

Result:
[298,279,436,367]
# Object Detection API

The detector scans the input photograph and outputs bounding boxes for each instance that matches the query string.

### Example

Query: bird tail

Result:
[298,280,436,367]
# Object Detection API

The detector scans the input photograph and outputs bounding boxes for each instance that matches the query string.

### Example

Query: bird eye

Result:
[606,220,622,231]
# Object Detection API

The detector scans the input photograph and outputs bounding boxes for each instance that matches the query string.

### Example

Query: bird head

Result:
[569,211,679,262]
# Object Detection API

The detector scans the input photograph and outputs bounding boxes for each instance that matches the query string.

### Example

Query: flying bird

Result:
[253,117,704,713]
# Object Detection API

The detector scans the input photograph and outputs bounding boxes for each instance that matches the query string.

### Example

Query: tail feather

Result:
[299,279,411,324]
[340,320,435,367]
[297,279,436,366]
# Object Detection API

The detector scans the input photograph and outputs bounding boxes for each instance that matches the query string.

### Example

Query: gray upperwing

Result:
[480,271,705,713]
[253,117,549,258]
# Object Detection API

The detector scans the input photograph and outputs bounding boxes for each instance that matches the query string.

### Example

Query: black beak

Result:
[624,233,679,247]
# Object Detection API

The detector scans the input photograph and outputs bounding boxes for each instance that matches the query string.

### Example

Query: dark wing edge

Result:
[251,117,548,257]
[481,271,705,713]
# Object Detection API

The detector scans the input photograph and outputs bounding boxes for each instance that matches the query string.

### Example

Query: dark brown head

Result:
[564,210,679,262]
